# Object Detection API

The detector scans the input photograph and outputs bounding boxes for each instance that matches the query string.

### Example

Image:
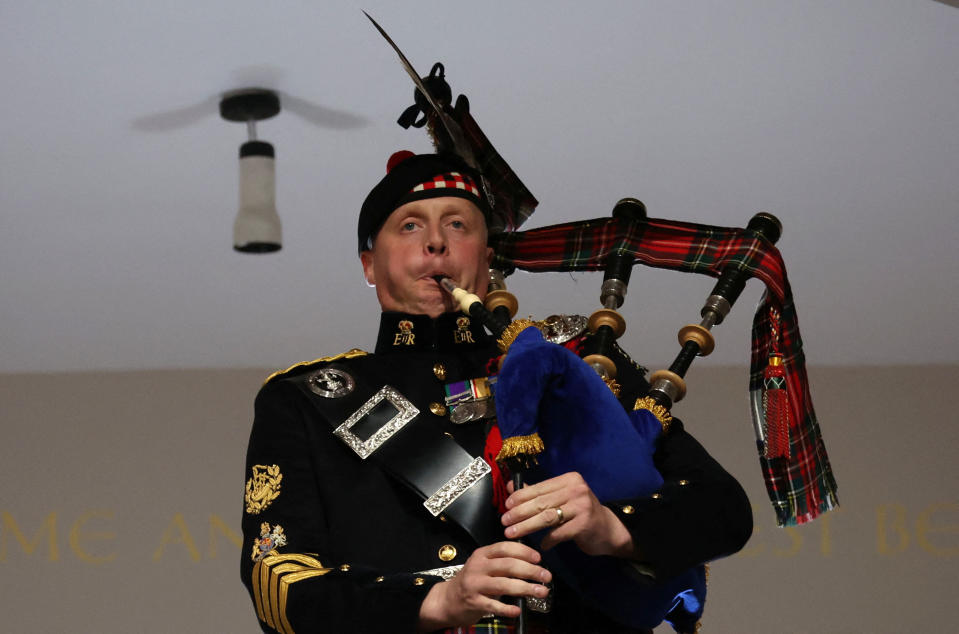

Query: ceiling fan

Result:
[132,91,366,132]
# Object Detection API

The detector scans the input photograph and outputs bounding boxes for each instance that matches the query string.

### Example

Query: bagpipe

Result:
[366,13,838,632]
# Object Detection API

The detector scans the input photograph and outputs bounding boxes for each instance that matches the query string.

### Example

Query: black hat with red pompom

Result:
[358,150,490,252]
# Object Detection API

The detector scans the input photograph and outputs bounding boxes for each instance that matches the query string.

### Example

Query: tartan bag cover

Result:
[489,215,839,526]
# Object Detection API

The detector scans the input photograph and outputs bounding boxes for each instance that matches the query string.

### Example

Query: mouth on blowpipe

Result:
[434,275,510,338]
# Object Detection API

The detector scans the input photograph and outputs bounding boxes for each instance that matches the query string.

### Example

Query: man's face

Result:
[360,196,492,318]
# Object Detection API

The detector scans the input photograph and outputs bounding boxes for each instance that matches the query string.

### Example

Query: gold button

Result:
[429,402,447,416]
[621,505,635,515]
[678,479,689,486]
[438,544,457,562]
[439,515,448,522]
[651,493,662,500]
[433,363,447,380]
[375,576,385,583]
[413,577,425,586]
[339,564,351,571]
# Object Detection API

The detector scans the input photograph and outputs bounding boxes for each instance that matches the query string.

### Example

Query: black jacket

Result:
[240,312,752,633]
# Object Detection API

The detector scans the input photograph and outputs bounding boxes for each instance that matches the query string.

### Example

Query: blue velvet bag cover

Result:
[494,326,706,631]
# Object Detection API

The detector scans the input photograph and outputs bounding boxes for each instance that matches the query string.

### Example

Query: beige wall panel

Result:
[1,365,956,632]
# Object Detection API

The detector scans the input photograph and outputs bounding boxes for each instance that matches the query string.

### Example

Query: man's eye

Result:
[402,222,417,231]
[450,220,465,229]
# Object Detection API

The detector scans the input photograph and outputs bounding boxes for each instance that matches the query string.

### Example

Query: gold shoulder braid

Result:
[263,348,369,385]
[633,396,673,434]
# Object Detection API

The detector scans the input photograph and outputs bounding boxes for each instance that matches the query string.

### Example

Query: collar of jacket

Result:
[374,312,494,355]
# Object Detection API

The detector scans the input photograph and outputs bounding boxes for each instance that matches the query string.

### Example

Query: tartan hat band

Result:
[393,171,484,213]
[411,172,481,197]
[358,152,489,253]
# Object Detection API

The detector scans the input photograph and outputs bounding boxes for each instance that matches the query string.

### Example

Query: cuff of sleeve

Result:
[368,572,444,631]
[285,567,443,634]
[606,476,700,580]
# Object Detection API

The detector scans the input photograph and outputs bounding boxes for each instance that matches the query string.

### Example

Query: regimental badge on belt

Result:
[319,378,500,545]
[307,367,355,398]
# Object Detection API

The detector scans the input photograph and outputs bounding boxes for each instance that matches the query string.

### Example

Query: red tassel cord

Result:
[763,307,791,459]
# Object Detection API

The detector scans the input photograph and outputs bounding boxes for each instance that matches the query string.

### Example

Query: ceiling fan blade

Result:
[281,94,368,130]
[131,96,218,132]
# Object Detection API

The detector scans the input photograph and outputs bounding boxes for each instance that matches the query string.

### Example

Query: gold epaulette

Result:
[263,349,369,386]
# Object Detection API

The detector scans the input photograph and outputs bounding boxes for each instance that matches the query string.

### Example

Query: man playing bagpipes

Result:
[240,17,837,632]
[239,150,755,633]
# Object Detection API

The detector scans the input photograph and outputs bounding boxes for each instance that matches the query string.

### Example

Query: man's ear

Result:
[360,251,375,286]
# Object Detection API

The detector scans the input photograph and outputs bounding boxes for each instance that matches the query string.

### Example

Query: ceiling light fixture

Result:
[219,89,282,253]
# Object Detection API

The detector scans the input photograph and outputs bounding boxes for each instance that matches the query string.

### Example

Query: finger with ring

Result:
[554,507,565,525]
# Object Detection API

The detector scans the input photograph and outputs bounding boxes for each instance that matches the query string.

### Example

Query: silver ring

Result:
[555,507,564,524]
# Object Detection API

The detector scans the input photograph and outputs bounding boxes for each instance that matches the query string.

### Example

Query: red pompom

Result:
[386,150,415,173]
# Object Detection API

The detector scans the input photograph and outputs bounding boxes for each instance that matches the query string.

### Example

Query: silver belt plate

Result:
[334,386,418,459]
[423,457,492,517]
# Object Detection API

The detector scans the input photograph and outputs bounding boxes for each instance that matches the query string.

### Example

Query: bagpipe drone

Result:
[366,13,838,633]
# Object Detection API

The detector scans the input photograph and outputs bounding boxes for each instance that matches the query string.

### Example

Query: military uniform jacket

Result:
[240,312,752,633]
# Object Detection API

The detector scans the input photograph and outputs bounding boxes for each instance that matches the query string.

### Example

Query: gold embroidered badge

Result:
[245,464,283,515]
[393,319,415,346]
[454,316,475,344]
[251,522,287,562]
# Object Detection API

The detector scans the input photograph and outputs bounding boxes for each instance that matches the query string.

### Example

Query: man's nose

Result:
[425,226,447,254]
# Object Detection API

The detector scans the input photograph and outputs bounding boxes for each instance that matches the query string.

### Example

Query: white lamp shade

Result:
[234,149,281,253]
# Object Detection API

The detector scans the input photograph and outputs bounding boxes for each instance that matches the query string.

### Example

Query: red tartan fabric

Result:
[489,216,839,526]
[412,171,481,198]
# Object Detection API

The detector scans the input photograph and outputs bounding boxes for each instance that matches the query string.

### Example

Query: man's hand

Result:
[416,541,551,631]
[501,471,635,557]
